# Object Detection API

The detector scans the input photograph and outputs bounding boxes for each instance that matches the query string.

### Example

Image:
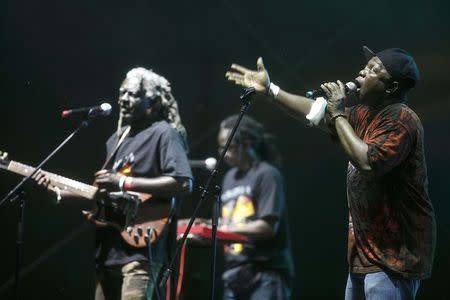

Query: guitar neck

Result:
[6,161,98,200]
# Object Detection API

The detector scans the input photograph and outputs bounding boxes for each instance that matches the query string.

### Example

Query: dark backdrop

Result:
[1,0,449,299]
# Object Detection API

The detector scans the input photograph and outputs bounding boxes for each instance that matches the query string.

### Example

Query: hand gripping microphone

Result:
[61,102,112,119]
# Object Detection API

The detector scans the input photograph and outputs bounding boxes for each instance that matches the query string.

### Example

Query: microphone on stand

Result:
[61,102,112,119]
[305,82,357,99]
[189,158,217,171]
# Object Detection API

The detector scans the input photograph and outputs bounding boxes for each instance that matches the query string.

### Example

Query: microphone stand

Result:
[159,87,255,300]
[0,118,91,300]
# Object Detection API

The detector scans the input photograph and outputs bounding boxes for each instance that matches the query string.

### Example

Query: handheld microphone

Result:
[305,82,357,99]
[189,157,217,171]
[61,102,112,119]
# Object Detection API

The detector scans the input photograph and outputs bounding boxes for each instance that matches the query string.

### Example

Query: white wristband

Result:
[306,97,327,126]
[118,175,127,191]
[268,82,280,97]
[54,186,62,203]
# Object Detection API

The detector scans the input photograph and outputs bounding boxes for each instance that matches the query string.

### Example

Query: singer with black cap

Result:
[225,46,436,299]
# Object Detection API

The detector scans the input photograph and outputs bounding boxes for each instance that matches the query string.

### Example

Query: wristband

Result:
[306,97,327,126]
[330,113,347,123]
[118,175,127,191]
[123,177,133,191]
[54,186,62,203]
[268,82,280,97]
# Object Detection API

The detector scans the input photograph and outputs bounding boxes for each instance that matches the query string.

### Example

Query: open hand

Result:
[225,57,270,94]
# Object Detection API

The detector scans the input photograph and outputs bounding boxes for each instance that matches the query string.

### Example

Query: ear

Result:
[245,146,257,161]
[242,140,258,159]
[242,139,252,150]
[386,81,399,95]
[145,94,160,109]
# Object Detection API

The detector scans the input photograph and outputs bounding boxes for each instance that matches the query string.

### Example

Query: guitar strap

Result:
[93,125,131,221]
[100,125,131,170]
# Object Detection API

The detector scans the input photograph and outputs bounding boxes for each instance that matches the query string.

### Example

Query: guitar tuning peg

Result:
[146,227,154,237]
[144,227,154,244]
[133,233,140,244]
[137,226,143,236]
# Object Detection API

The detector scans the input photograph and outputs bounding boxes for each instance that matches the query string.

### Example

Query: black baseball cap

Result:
[363,46,420,89]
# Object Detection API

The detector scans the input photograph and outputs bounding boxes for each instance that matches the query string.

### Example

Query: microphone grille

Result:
[100,102,112,115]
[205,157,217,170]
[345,82,357,92]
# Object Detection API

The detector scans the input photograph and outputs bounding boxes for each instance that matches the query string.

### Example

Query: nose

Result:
[119,92,129,105]
[359,68,367,77]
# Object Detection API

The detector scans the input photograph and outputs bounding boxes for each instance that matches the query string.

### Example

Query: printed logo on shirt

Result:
[113,153,135,174]
[221,185,252,203]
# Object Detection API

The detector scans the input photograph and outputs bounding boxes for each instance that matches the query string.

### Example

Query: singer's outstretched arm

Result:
[226,57,316,124]
[226,58,371,172]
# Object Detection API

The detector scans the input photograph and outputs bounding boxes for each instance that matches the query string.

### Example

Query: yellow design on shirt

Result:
[228,195,255,255]
[231,195,255,222]
[222,206,231,218]
[230,243,243,254]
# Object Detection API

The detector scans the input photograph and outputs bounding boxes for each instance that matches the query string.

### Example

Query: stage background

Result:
[1,0,449,299]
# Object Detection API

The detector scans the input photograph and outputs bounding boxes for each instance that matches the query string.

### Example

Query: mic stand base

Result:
[210,185,221,299]
[14,191,26,300]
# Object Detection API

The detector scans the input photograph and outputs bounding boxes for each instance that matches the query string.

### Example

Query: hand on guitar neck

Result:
[31,169,78,201]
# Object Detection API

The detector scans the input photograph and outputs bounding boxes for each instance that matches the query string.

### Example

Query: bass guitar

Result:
[0,151,171,248]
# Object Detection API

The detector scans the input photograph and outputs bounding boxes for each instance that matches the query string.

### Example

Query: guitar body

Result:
[120,201,171,248]
[90,193,172,248]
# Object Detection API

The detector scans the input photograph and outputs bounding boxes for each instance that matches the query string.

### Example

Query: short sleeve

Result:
[255,167,284,221]
[366,120,412,175]
[159,128,192,179]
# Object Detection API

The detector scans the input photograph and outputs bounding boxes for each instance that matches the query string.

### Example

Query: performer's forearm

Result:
[228,219,275,241]
[125,176,192,197]
[334,117,371,172]
[272,89,315,123]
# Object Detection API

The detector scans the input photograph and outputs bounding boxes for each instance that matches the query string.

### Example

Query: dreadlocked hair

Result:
[220,114,282,168]
[121,67,188,149]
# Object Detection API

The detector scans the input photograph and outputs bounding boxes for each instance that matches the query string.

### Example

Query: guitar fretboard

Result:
[7,161,98,200]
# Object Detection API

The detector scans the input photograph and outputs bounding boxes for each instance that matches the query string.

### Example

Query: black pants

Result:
[223,266,291,300]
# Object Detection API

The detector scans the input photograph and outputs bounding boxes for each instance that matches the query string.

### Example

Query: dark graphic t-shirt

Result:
[96,120,192,266]
[346,103,436,279]
[221,161,294,278]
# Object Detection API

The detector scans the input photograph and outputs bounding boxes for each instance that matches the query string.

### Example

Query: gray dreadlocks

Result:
[117,67,188,148]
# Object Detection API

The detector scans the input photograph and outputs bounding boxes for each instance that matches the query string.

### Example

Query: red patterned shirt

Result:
[346,103,436,279]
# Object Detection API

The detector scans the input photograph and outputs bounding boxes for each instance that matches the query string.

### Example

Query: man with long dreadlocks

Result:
[217,115,294,300]
[33,67,192,300]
